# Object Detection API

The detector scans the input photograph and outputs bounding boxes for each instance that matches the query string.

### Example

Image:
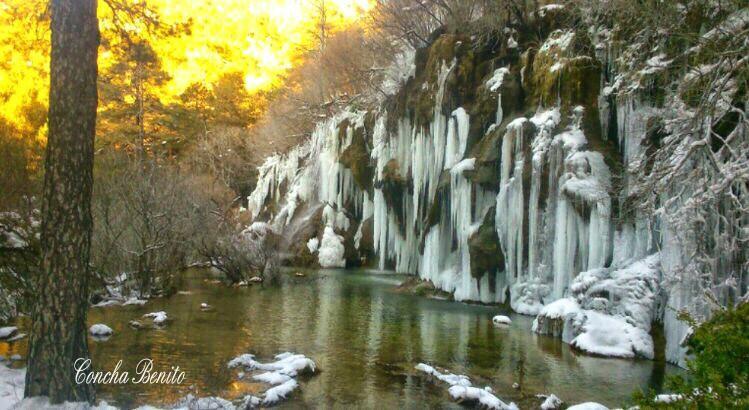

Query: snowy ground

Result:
[0,351,318,409]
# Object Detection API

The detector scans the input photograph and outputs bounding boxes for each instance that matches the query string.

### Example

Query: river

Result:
[0,269,679,408]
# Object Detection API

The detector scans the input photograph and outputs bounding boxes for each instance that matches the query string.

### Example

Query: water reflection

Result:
[0,269,679,408]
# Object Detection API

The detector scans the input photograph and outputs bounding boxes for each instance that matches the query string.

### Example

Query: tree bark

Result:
[24,0,99,403]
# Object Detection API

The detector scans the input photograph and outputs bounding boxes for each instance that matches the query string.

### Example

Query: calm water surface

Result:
[1,269,679,408]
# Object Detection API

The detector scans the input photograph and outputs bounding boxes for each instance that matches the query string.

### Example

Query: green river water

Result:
[0,269,679,409]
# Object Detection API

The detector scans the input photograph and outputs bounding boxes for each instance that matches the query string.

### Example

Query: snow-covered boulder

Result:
[228,352,317,406]
[539,393,563,409]
[89,324,113,336]
[317,226,345,268]
[143,311,168,325]
[533,255,660,359]
[0,327,18,340]
[492,315,512,326]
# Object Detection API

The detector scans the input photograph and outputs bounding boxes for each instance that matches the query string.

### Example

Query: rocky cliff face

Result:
[245,6,747,367]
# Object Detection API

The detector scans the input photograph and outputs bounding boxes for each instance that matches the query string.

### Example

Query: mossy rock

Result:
[342,222,360,267]
[339,124,374,195]
[424,170,451,230]
[468,208,505,280]
[387,33,475,131]
[396,276,452,300]
[534,4,577,39]
[378,159,410,232]
[466,62,524,154]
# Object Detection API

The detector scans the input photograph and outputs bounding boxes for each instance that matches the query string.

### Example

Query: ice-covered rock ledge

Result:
[532,255,661,359]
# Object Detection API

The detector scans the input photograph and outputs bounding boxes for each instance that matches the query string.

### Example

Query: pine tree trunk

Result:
[24,0,99,403]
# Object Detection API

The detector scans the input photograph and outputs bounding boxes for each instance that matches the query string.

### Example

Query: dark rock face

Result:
[339,124,374,195]
[280,203,324,267]
[468,206,504,280]
[378,158,409,232]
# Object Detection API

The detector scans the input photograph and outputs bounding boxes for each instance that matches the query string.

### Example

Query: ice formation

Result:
[243,18,746,367]
[317,226,346,268]
[415,363,518,410]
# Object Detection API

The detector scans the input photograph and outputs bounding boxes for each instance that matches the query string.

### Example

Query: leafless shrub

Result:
[0,201,39,320]
[91,150,229,297]
[200,223,280,284]
[189,126,259,198]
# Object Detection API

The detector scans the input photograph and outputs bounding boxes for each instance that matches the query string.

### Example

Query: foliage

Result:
[635,303,749,409]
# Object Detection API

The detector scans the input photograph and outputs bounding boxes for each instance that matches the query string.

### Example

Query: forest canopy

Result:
[0,0,371,147]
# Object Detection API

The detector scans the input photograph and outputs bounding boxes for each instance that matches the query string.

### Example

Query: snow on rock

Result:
[93,296,148,308]
[92,299,122,308]
[124,297,147,306]
[143,311,168,325]
[571,310,653,358]
[306,237,319,253]
[492,315,512,326]
[262,379,299,405]
[510,280,550,316]
[539,393,563,409]
[317,226,345,268]
[228,352,316,406]
[0,327,17,340]
[537,4,564,17]
[89,324,113,336]
[448,385,517,410]
[534,255,661,359]
[654,393,684,403]
[415,363,518,410]
[415,363,471,387]
[566,402,609,410]
[486,67,510,92]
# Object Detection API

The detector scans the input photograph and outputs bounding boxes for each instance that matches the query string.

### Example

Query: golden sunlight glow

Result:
[0,0,372,135]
